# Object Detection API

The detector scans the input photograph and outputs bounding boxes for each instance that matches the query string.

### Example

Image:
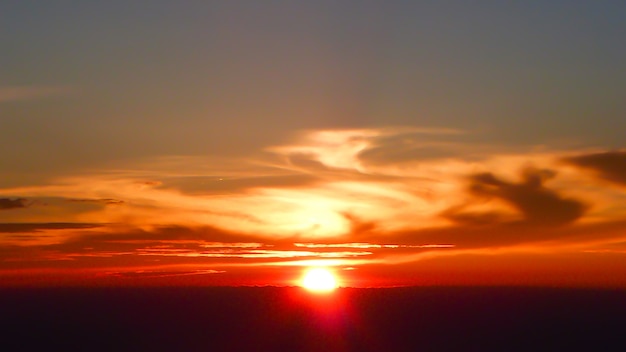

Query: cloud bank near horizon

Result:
[2,127,626,286]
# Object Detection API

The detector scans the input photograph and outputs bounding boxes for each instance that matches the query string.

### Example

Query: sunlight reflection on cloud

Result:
[2,127,626,281]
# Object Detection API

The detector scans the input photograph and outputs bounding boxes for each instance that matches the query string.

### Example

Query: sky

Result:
[1,1,626,287]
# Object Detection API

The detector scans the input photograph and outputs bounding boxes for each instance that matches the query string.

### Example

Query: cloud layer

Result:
[2,128,626,286]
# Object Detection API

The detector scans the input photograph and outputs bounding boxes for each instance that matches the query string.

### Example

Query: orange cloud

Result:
[564,150,626,186]
[2,128,626,286]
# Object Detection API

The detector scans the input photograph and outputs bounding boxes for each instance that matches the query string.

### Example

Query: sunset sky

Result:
[1,1,625,287]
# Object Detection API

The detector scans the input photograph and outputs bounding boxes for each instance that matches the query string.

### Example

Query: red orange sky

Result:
[2,129,626,287]
[1,2,626,287]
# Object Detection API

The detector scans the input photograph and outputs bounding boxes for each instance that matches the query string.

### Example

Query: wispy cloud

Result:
[99,269,225,278]
[564,150,626,186]
[0,222,102,233]
[1,127,626,286]
[0,198,29,210]
[68,198,125,205]
[294,243,454,249]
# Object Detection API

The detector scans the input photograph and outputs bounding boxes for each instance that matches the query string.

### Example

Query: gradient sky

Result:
[1,1,626,287]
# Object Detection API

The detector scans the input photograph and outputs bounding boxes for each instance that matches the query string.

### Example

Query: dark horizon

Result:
[3,285,626,351]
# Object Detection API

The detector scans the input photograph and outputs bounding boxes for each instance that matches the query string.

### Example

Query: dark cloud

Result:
[68,198,125,205]
[441,208,505,227]
[0,198,29,210]
[564,151,626,186]
[450,168,588,227]
[102,269,224,278]
[0,224,279,270]
[368,167,597,249]
[342,213,378,236]
[355,132,512,167]
[361,218,626,250]
[48,225,270,254]
[358,138,465,166]
[0,223,103,233]
[157,174,318,195]
[285,154,331,171]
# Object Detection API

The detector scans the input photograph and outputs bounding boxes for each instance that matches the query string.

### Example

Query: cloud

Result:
[0,222,103,233]
[157,174,317,195]
[267,127,463,173]
[0,198,29,210]
[1,127,626,284]
[0,221,456,273]
[68,198,125,205]
[99,269,225,278]
[564,151,626,186]
[451,167,588,227]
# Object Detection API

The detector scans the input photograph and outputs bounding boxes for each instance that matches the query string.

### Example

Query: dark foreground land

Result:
[1,286,625,351]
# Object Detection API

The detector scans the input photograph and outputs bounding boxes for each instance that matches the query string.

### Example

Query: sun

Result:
[300,267,338,293]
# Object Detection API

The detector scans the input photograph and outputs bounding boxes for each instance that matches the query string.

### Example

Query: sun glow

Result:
[300,267,338,293]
